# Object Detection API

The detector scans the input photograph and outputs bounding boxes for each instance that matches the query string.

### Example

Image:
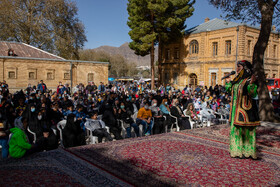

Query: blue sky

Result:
[75,0,224,49]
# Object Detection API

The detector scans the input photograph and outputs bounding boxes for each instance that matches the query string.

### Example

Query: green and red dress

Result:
[225,77,260,159]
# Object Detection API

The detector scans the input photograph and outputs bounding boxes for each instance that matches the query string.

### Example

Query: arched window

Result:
[189,40,199,54]
[189,73,197,86]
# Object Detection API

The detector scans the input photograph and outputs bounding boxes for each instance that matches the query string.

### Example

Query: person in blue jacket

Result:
[37,80,47,93]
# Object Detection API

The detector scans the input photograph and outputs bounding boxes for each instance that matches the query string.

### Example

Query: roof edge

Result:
[0,56,109,64]
[21,43,65,60]
[185,18,279,35]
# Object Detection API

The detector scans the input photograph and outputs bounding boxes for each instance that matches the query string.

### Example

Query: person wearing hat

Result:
[225,60,260,159]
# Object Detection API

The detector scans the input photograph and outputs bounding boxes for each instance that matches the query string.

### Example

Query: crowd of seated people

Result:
[0,80,233,159]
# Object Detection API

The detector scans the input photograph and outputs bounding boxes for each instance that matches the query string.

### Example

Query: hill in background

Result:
[92,42,158,66]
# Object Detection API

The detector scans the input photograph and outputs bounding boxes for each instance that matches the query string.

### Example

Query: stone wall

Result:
[162,25,280,89]
[0,58,108,93]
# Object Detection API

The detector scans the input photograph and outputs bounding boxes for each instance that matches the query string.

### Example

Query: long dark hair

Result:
[232,60,253,85]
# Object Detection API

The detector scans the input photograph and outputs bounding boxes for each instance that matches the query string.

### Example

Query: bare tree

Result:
[0,0,86,59]
[209,0,280,121]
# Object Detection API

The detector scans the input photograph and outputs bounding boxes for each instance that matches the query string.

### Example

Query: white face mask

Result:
[153,103,157,107]
[38,115,42,120]
[74,117,77,122]
[144,105,149,109]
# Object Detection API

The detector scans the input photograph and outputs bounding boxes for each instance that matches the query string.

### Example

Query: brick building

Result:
[161,18,280,89]
[0,41,109,92]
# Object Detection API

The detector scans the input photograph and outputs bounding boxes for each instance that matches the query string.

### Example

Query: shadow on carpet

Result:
[0,148,131,187]
[67,131,280,186]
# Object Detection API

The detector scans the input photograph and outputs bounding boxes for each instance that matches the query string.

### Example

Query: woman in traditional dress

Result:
[225,60,260,159]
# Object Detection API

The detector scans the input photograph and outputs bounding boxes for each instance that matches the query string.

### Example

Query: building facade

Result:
[0,41,108,92]
[161,18,280,89]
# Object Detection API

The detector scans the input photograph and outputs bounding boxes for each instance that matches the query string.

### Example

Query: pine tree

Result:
[127,0,195,89]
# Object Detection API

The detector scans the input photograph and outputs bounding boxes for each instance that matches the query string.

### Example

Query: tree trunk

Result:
[253,1,276,121]
[151,11,155,90]
[151,40,155,90]
[158,39,162,85]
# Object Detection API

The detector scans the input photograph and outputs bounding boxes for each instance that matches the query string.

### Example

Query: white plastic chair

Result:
[197,114,207,127]
[27,126,36,144]
[118,119,127,139]
[84,118,110,144]
[57,119,67,147]
[169,113,180,132]
[184,114,196,129]
[183,109,197,129]
[133,112,143,137]
[199,108,215,126]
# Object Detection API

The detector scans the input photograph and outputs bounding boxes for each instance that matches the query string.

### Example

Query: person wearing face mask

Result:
[136,102,153,136]
[170,99,191,130]
[27,93,37,105]
[57,82,66,95]
[204,91,213,103]
[62,113,85,148]
[37,109,58,150]
[150,99,166,134]
[49,103,64,125]
[73,105,88,131]
[24,105,45,147]
[117,101,140,138]
[159,98,172,131]
[102,100,123,140]
[25,84,33,95]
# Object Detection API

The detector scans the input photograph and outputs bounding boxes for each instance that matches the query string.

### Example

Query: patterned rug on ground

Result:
[0,148,131,187]
[181,124,280,153]
[67,130,280,186]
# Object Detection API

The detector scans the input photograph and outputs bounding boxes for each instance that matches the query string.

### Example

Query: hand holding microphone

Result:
[221,71,236,81]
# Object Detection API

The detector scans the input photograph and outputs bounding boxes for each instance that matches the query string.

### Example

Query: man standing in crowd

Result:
[37,80,47,94]
[98,82,105,93]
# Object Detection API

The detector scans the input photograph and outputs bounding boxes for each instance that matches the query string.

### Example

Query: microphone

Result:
[221,71,236,80]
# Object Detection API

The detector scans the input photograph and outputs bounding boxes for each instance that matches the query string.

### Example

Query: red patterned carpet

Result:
[0,149,131,187]
[1,124,279,186]
[181,124,280,153]
[67,124,280,186]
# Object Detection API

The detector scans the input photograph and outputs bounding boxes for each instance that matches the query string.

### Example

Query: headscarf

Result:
[232,60,253,85]
[14,116,24,130]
